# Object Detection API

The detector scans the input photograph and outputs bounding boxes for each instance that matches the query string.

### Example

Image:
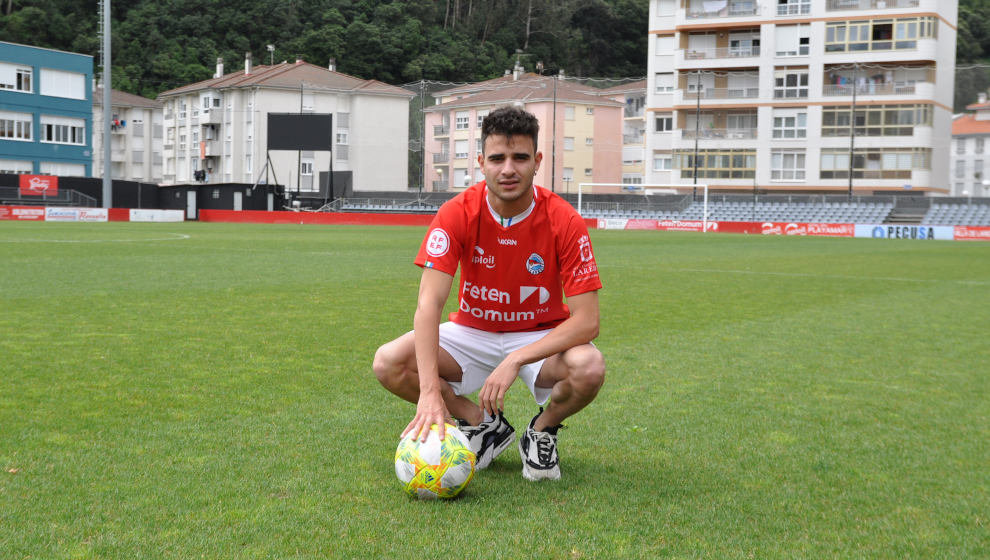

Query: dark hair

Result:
[481,105,539,153]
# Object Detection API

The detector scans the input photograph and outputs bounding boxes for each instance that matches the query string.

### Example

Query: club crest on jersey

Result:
[426,228,450,257]
[525,253,545,275]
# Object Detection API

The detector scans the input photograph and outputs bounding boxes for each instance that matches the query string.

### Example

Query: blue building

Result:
[0,41,93,176]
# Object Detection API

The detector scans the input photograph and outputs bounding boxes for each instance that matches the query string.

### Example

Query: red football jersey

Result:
[415,182,602,332]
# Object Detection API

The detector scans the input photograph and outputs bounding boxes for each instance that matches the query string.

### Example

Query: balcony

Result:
[681,128,757,140]
[433,125,449,137]
[623,132,645,145]
[202,140,221,157]
[111,149,126,162]
[681,87,760,101]
[433,153,449,163]
[826,0,919,10]
[432,180,449,191]
[822,82,934,97]
[686,1,758,19]
[201,109,222,124]
[682,46,760,61]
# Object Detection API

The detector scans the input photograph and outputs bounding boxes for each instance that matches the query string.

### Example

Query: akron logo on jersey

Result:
[526,253,545,275]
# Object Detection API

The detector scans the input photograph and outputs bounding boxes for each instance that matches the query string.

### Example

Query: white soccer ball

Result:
[394,423,476,499]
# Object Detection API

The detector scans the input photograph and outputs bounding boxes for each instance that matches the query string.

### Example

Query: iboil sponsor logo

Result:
[472,246,496,269]
[520,286,550,305]
[578,235,593,262]
[497,237,517,246]
[873,226,935,240]
[426,228,450,257]
[526,253,545,275]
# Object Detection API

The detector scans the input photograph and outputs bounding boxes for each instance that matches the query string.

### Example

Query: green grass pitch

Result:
[1,221,987,559]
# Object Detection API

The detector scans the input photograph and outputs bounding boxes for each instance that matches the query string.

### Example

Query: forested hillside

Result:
[0,0,648,97]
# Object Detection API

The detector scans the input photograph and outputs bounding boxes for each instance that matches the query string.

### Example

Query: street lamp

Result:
[266,44,275,66]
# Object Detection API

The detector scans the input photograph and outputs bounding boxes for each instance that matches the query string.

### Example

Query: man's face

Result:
[479,134,542,206]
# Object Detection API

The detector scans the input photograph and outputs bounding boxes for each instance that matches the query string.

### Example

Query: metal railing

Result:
[682,127,757,140]
[433,153,449,163]
[0,186,97,207]
[686,1,759,19]
[827,0,919,10]
[682,46,760,60]
[822,83,924,96]
[682,87,760,100]
[433,125,449,136]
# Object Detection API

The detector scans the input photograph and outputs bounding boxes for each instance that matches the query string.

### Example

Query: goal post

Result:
[576,183,710,232]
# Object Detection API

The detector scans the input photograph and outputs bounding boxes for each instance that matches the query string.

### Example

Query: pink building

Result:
[424,73,624,194]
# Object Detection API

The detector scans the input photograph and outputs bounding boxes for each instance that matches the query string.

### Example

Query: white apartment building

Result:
[647,0,957,194]
[157,55,414,191]
[951,94,990,197]
[92,88,163,183]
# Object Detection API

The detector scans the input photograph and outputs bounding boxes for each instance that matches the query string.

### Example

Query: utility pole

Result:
[848,62,858,200]
[101,0,111,208]
[693,70,701,199]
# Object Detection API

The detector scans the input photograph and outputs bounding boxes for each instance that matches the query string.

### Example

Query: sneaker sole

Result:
[475,430,515,470]
[518,439,561,481]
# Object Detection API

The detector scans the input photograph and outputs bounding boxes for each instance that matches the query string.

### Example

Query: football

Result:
[394,423,476,499]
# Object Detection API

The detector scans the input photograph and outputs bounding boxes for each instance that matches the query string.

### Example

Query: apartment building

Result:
[647,0,957,194]
[0,41,93,176]
[951,93,990,197]
[92,88,163,183]
[424,71,624,194]
[596,80,648,186]
[157,55,414,191]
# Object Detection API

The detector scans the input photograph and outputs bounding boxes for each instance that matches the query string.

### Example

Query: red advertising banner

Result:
[0,205,46,220]
[19,174,58,196]
[954,226,990,241]
[760,222,855,237]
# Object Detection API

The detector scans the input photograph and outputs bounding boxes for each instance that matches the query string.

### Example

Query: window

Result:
[826,17,937,52]
[771,150,806,180]
[476,138,482,154]
[0,63,33,92]
[655,114,673,132]
[40,69,85,99]
[774,69,808,98]
[179,126,187,150]
[656,35,674,55]
[179,101,187,119]
[772,111,807,139]
[301,161,313,176]
[455,140,469,159]
[476,110,489,128]
[584,168,593,176]
[586,137,594,146]
[0,159,33,174]
[0,111,32,141]
[977,138,985,155]
[655,72,674,93]
[302,94,314,112]
[586,107,594,115]
[656,0,675,16]
[777,0,810,16]
[653,153,672,171]
[563,167,574,181]
[38,162,84,176]
[976,160,984,179]
[822,104,932,137]
[821,148,929,179]
[775,24,810,56]
[957,140,966,155]
[336,131,348,145]
[564,137,575,150]
[40,116,85,145]
[674,149,756,179]
[956,160,966,179]
[565,106,575,120]
[245,154,252,175]
[455,111,469,130]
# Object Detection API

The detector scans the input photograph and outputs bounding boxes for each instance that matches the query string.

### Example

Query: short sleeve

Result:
[414,202,463,276]
[556,212,602,297]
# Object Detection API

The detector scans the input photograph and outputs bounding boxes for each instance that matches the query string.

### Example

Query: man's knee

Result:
[373,341,405,387]
[567,346,606,394]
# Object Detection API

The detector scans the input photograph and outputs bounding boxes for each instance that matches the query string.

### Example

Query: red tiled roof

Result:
[94,88,162,108]
[427,75,623,111]
[157,61,412,98]
[952,113,990,136]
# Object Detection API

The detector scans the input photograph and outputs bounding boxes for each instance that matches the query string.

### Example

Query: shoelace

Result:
[531,431,557,464]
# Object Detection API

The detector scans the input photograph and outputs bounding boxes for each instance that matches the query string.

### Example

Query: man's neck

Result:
[487,187,535,219]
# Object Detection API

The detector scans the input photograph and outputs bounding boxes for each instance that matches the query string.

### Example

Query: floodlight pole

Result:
[848,62,858,200]
[101,0,111,208]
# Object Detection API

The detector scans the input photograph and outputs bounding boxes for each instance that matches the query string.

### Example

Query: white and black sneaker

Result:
[457,411,515,470]
[519,409,562,481]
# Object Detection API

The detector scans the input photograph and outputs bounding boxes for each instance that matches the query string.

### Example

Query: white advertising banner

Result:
[129,209,184,222]
[44,207,109,222]
[854,224,955,240]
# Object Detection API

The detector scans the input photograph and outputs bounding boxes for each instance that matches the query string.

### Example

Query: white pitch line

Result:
[0,233,191,243]
[668,267,990,287]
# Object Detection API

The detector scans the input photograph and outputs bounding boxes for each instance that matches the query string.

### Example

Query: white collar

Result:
[485,186,536,227]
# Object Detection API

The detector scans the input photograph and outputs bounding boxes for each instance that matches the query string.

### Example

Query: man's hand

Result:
[402,390,449,442]
[478,355,522,417]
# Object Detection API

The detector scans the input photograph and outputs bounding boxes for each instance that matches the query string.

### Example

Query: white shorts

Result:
[436,322,553,406]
